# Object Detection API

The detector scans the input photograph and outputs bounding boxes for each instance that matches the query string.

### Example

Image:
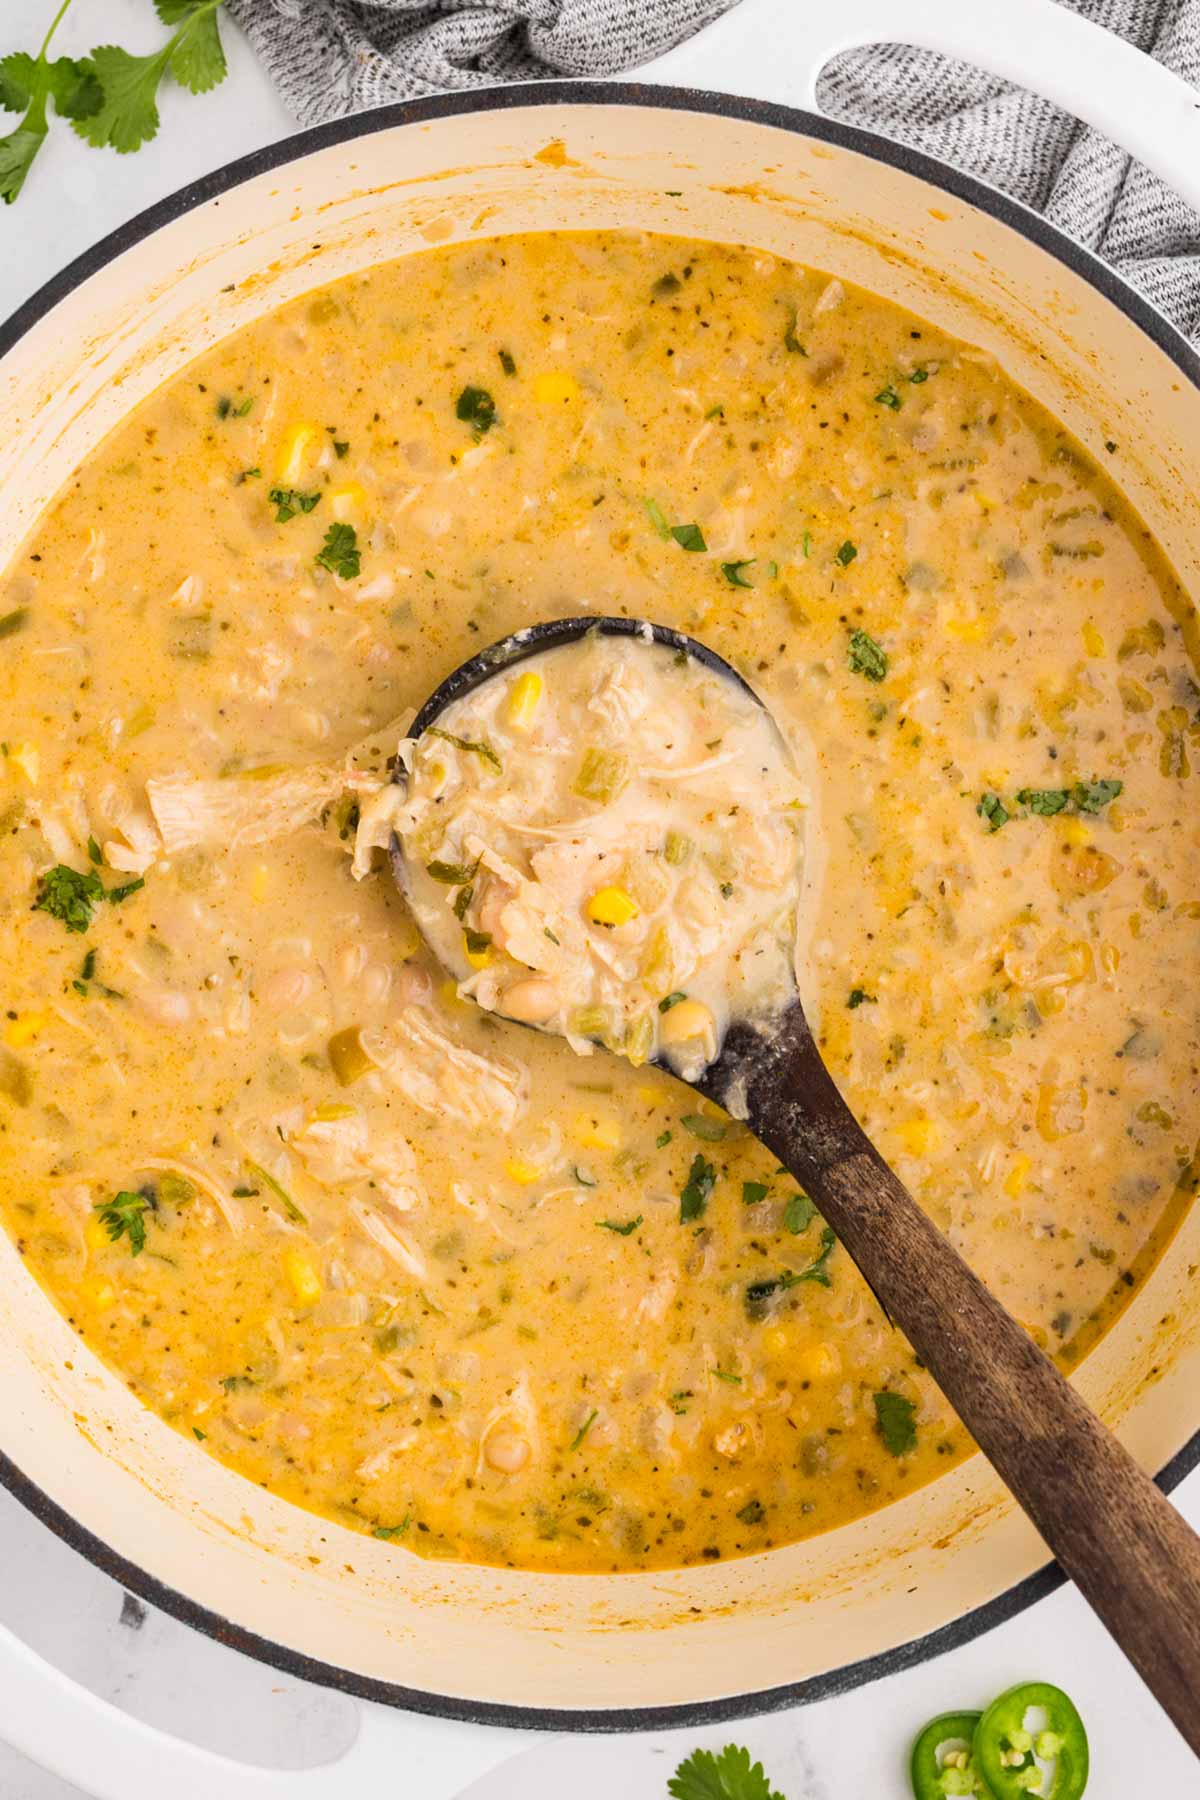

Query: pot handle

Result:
[636,0,1200,214]
[0,1619,527,1800]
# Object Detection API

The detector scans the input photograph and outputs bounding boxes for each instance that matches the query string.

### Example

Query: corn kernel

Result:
[84,1214,110,1251]
[797,1341,841,1382]
[636,1084,662,1108]
[572,1114,622,1152]
[329,483,366,522]
[1082,621,1106,657]
[283,1247,322,1308]
[439,977,466,1009]
[85,1276,116,1311]
[1059,816,1092,847]
[250,862,271,904]
[898,1115,939,1156]
[658,998,717,1060]
[942,613,989,643]
[463,932,492,970]
[506,670,543,732]
[532,371,581,406]
[8,743,39,784]
[586,886,639,928]
[505,1158,542,1184]
[4,1010,48,1048]
[1004,1154,1031,1198]
[276,421,320,485]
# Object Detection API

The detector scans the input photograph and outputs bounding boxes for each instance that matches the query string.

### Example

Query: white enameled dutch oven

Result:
[2,0,1200,1792]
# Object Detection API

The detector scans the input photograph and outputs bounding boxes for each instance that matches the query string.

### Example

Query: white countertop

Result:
[2,2,1199,1793]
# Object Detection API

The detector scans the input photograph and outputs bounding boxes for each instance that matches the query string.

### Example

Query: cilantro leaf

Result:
[315,521,361,580]
[1073,777,1123,812]
[847,628,887,681]
[455,385,496,434]
[161,2,227,94]
[782,1191,816,1234]
[874,384,902,410]
[681,1113,726,1142]
[94,1188,155,1257]
[0,23,100,205]
[1016,787,1070,816]
[0,117,45,204]
[742,1180,768,1206]
[668,1744,785,1800]
[268,486,320,523]
[671,521,707,553]
[0,52,37,113]
[721,559,754,588]
[874,1389,918,1456]
[33,864,104,933]
[679,1152,716,1223]
[72,43,170,153]
[46,55,102,120]
[977,792,1009,833]
[597,1215,642,1236]
[835,539,857,567]
[847,986,876,1008]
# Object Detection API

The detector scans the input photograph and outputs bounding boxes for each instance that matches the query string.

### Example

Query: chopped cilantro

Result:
[425,726,502,773]
[679,1152,716,1222]
[463,928,492,956]
[86,835,102,864]
[597,1215,642,1236]
[835,539,858,567]
[105,876,144,905]
[568,1408,598,1451]
[652,271,681,296]
[452,884,474,921]
[644,497,671,539]
[977,792,1010,833]
[33,864,103,933]
[373,1516,412,1541]
[847,987,877,1008]
[1074,777,1123,812]
[874,384,902,410]
[425,857,480,885]
[315,522,360,580]
[1016,787,1070,816]
[783,313,807,356]
[659,991,687,1013]
[455,385,496,434]
[333,440,349,458]
[910,367,930,384]
[656,1129,673,1148]
[498,349,517,377]
[268,486,320,523]
[682,1114,726,1142]
[874,1389,918,1456]
[94,1188,154,1257]
[742,1180,769,1206]
[721,559,755,588]
[671,521,707,553]
[736,1499,765,1526]
[235,467,261,483]
[847,628,887,681]
[0,607,29,638]
[712,1367,742,1385]
[782,1192,816,1234]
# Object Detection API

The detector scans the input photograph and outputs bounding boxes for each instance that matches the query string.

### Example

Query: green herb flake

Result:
[105,876,145,906]
[94,1188,154,1257]
[910,367,930,384]
[671,521,707,553]
[373,1515,412,1541]
[452,884,474,921]
[455,385,496,434]
[652,271,681,297]
[568,1408,599,1451]
[977,792,1010,833]
[794,1225,837,1287]
[597,1215,642,1236]
[463,928,492,956]
[847,628,888,682]
[333,440,349,459]
[268,486,320,523]
[847,987,877,1009]
[783,312,807,356]
[498,349,517,377]
[1074,777,1123,812]
[0,607,29,638]
[742,1180,769,1206]
[659,991,687,1013]
[835,539,858,567]
[425,726,502,774]
[681,1113,727,1142]
[315,521,361,580]
[679,1152,716,1223]
[1016,787,1070,816]
[873,1389,918,1456]
[721,559,755,588]
[874,384,902,410]
[656,1129,673,1149]
[735,1499,765,1526]
[783,1192,817,1234]
[33,864,103,933]
[192,1427,207,1441]
[86,835,102,865]
[712,1367,742,1385]
[425,857,480,885]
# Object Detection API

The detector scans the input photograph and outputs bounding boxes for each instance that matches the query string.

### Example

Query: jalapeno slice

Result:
[974,1682,1089,1799]
[910,1710,988,1798]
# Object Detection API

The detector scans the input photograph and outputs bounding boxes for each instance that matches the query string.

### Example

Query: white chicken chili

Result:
[393,630,806,1079]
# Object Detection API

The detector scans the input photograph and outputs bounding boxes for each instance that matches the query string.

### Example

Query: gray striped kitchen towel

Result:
[228,0,1200,340]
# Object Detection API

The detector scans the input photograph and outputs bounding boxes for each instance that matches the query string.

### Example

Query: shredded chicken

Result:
[139,1155,244,1234]
[291,1108,425,1213]
[361,1008,529,1132]
[349,1198,427,1280]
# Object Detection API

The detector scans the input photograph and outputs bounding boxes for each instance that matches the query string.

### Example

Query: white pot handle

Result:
[638,0,1200,214]
[0,1619,528,1800]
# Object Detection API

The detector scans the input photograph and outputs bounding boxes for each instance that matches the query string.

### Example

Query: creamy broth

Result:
[395,630,805,1079]
[0,232,1197,1573]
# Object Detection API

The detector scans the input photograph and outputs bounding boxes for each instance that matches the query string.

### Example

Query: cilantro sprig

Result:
[669,1744,785,1800]
[1,0,228,205]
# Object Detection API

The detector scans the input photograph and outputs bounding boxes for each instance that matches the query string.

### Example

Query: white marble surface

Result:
[2,2,1199,1793]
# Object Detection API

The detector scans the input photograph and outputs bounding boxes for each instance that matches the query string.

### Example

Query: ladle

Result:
[393,615,1200,1755]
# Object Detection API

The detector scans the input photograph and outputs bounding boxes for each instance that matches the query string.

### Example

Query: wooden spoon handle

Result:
[727,1007,1200,1754]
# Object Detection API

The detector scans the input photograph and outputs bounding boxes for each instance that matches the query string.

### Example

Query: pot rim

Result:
[3,76,1199,1734]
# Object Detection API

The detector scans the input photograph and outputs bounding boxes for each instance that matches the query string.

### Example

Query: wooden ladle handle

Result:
[733,1008,1200,1755]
